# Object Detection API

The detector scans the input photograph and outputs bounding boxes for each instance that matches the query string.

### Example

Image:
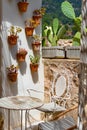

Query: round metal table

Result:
[0,96,43,130]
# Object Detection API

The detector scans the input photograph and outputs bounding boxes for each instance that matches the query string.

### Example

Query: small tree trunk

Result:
[78,0,87,130]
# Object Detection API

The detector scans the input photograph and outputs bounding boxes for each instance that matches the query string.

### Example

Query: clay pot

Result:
[25,27,34,36]
[30,64,39,72]
[16,50,27,62]
[33,15,42,25]
[17,2,29,12]
[8,35,18,45]
[7,72,18,82]
[32,42,41,51]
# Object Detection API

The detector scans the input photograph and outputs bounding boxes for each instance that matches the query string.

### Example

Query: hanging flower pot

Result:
[33,15,42,25]
[32,34,41,51]
[33,8,46,25]
[25,26,34,36]
[29,55,40,72]
[25,18,36,36]
[16,48,27,62]
[8,35,18,45]
[7,65,18,82]
[7,26,22,46]
[32,42,41,51]
[7,72,18,82]
[17,1,29,12]
[30,63,39,72]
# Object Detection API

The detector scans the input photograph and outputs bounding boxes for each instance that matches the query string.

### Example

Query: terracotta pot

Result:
[8,35,18,45]
[30,64,39,72]
[32,42,41,51]
[33,15,42,25]
[17,2,29,12]
[17,52,27,62]
[25,27,34,36]
[7,72,18,82]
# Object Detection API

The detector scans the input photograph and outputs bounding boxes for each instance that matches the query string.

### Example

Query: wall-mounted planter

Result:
[30,63,39,72]
[32,42,41,51]
[25,26,34,36]
[16,49,27,62]
[8,35,18,45]
[7,65,18,82]
[7,26,22,45]
[42,46,65,58]
[33,15,42,25]
[66,46,80,59]
[7,72,18,82]
[29,55,40,72]
[17,2,29,12]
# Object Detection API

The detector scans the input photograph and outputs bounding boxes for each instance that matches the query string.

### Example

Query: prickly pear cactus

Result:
[61,1,76,20]
[52,18,59,35]
[47,18,66,46]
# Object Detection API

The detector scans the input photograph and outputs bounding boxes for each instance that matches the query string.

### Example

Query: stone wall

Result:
[43,59,80,121]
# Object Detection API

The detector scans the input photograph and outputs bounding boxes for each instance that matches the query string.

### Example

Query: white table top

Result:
[0,96,43,110]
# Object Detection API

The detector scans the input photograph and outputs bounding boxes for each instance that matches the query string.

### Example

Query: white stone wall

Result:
[0,0,44,129]
[1,0,44,99]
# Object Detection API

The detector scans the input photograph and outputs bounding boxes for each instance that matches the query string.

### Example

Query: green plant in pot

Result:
[17,0,29,12]
[32,34,41,51]
[61,1,81,46]
[8,26,22,46]
[33,7,46,25]
[29,55,40,72]
[42,18,66,47]
[25,18,36,36]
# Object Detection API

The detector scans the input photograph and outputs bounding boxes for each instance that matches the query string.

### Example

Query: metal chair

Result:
[27,72,72,121]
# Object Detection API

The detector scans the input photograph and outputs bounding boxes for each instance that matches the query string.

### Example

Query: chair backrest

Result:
[51,72,71,99]
[55,75,66,97]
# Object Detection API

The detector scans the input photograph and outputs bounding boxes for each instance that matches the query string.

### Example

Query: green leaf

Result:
[74,17,81,31]
[42,38,46,47]
[73,32,81,46]
[47,29,53,43]
[61,1,76,20]
[72,41,80,46]
[84,28,87,33]
[52,18,59,35]
[43,28,48,37]
[57,25,66,40]
[74,32,81,40]
[51,37,57,46]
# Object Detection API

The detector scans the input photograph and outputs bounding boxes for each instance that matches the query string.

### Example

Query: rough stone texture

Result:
[58,39,73,47]
[43,59,80,121]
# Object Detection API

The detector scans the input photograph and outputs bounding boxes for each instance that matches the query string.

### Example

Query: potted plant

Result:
[25,18,36,36]
[7,65,18,82]
[32,34,41,51]
[16,48,27,62]
[33,7,46,25]
[42,18,66,58]
[61,1,81,59]
[29,55,40,72]
[7,26,22,45]
[17,0,29,12]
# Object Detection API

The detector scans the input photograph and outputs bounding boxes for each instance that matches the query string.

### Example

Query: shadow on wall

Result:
[19,62,27,75]
[31,71,39,83]
[8,81,18,96]
[26,37,33,50]
[10,44,18,59]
